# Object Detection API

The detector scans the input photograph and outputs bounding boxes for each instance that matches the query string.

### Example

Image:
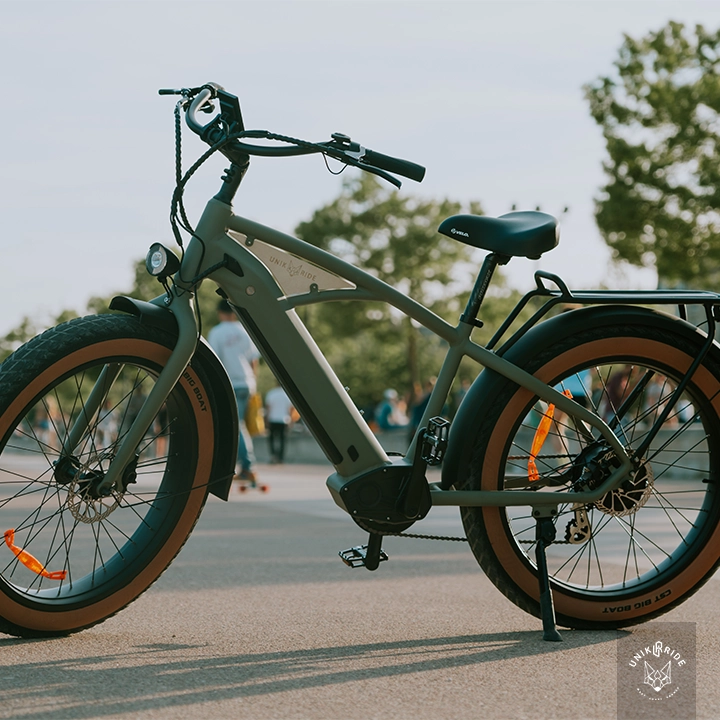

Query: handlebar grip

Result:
[362,149,426,183]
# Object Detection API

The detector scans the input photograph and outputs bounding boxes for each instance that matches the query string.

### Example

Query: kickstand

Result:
[533,509,563,642]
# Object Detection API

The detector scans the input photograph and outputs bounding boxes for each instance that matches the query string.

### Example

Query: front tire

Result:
[460,312,720,629]
[0,315,214,637]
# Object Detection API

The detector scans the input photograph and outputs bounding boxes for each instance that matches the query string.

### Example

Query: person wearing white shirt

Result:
[208,299,260,482]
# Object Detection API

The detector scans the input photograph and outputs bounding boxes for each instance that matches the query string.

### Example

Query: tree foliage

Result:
[0,176,525,414]
[295,174,489,408]
[0,252,220,362]
[585,21,720,285]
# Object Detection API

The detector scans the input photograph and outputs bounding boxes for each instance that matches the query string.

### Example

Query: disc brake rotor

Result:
[594,461,654,518]
[66,480,124,524]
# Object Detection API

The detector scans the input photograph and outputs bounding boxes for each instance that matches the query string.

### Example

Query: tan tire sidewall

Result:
[0,338,214,633]
[480,337,720,624]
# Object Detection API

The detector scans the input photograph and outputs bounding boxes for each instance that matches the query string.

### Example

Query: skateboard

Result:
[235,477,270,493]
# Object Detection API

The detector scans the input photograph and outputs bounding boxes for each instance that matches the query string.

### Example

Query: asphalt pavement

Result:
[0,463,718,720]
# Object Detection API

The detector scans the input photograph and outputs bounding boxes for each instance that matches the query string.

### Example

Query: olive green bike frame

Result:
[96,196,634,509]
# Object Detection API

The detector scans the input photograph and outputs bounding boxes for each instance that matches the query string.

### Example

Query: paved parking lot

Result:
[0,463,717,719]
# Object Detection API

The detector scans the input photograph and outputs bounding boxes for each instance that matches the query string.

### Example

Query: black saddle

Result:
[438,211,559,259]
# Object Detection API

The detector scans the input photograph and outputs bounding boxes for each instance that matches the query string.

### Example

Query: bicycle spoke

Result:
[503,355,714,596]
[0,356,182,600]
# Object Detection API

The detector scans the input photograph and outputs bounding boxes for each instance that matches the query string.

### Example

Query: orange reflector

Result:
[4,529,67,580]
[528,390,573,482]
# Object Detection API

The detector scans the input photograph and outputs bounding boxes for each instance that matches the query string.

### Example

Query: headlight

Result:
[145,243,180,280]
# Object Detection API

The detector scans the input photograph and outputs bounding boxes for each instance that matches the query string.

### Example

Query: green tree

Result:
[585,21,720,286]
[0,317,41,361]
[86,256,221,333]
[1,181,525,412]
[295,173,483,408]
[0,251,221,362]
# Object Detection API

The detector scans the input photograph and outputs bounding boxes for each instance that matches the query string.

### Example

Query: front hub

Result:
[55,455,126,524]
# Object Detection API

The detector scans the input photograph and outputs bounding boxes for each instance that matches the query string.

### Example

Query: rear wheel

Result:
[0,315,214,637]
[461,315,720,628]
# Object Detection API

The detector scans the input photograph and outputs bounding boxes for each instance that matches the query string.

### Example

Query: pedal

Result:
[421,417,450,465]
[339,544,389,569]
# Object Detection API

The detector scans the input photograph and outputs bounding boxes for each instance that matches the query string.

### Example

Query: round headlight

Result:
[145,243,180,279]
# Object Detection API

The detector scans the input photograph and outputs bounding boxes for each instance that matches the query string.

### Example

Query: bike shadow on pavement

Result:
[0,630,618,719]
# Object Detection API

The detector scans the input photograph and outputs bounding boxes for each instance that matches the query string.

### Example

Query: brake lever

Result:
[359,163,402,188]
[324,136,401,187]
[321,142,402,188]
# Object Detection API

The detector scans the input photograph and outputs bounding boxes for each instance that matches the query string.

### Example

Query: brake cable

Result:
[169,117,389,256]
[167,100,396,345]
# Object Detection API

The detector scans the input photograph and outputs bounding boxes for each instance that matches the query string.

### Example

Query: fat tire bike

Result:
[1,83,719,640]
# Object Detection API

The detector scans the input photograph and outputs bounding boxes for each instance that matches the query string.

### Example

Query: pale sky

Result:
[2,1,720,336]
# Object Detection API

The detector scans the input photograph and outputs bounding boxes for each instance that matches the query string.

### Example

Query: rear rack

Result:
[487,270,720,352]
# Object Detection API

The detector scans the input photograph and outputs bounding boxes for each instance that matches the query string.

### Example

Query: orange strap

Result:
[528,389,573,482]
[4,529,67,580]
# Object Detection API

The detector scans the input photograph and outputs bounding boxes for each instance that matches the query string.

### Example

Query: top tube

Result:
[227,213,462,345]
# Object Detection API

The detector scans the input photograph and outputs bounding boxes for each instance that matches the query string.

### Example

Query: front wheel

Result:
[461,311,720,629]
[0,315,215,637]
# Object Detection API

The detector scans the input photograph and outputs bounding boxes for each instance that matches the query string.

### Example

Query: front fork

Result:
[64,287,199,497]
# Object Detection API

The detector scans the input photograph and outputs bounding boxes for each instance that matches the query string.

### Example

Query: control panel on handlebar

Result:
[159,83,426,188]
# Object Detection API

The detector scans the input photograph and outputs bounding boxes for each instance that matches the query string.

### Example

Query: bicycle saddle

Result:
[438,211,559,259]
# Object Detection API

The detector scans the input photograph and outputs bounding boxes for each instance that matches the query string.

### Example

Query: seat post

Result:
[460,252,510,326]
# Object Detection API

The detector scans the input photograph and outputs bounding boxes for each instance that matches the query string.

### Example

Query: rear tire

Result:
[0,315,214,637]
[460,313,720,628]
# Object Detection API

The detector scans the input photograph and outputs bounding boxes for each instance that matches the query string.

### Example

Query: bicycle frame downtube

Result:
[104,196,631,504]
[223,208,632,501]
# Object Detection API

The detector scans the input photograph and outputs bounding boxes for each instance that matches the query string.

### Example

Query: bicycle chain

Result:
[354,517,467,542]
[355,518,574,544]
[121,479,574,544]
[388,531,468,542]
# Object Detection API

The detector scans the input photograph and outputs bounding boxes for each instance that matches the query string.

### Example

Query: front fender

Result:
[440,304,709,490]
[109,296,238,500]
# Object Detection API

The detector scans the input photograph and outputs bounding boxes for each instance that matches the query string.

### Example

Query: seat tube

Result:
[460,253,507,326]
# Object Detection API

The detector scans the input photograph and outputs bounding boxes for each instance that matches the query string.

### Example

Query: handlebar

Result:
[163,83,426,186]
[361,149,426,184]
